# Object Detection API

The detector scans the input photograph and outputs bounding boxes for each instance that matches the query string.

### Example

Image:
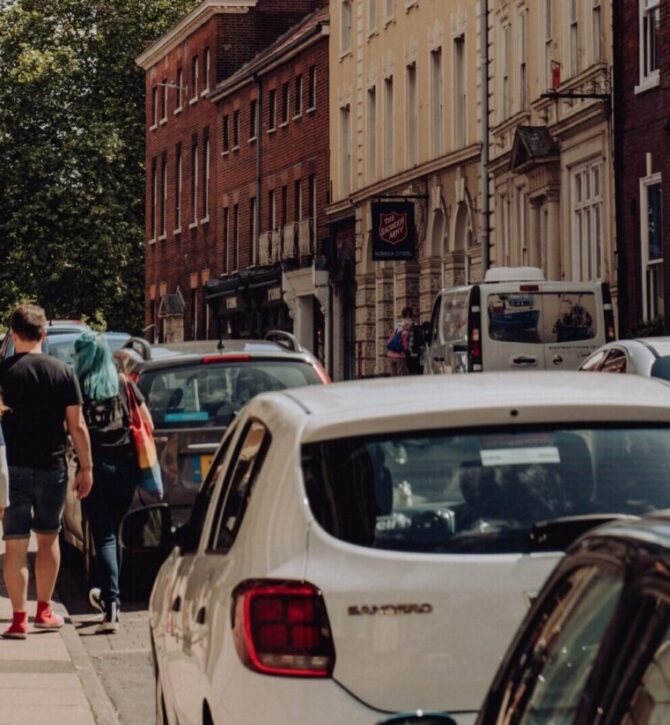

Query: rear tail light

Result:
[313,364,332,384]
[129,371,140,384]
[468,286,483,372]
[202,354,252,364]
[232,580,336,678]
[602,283,616,342]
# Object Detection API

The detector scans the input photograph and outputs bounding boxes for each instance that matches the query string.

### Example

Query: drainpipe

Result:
[480,0,490,273]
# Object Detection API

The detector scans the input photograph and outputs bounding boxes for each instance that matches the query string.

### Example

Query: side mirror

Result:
[378,713,457,725]
[651,356,670,382]
[120,503,173,553]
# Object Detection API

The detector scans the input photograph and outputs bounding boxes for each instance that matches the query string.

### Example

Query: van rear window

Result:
[487,292,597,344]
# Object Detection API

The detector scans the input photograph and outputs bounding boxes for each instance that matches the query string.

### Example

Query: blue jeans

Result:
[83,456,137,604]
[3,466,68,538]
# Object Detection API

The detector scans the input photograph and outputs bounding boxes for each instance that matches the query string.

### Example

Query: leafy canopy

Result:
[0,0,196,332]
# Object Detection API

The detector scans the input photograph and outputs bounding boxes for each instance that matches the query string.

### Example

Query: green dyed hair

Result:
[74,332,119,401]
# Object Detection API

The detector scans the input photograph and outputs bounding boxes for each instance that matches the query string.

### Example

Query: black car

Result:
[383,514,670,725]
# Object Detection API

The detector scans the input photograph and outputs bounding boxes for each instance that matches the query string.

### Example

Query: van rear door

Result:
[482,283,603,371]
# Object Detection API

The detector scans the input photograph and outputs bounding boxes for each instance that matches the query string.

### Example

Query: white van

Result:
[424,267,616,373]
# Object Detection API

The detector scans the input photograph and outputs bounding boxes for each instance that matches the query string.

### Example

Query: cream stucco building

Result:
[327,0,483,378]
[489,0,615,297]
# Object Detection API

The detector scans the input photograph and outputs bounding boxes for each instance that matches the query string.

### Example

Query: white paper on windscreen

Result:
[480,446,561,467]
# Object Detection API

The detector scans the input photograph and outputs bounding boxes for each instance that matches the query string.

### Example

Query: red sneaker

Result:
[34,601,64,630]
[2,611,28,639]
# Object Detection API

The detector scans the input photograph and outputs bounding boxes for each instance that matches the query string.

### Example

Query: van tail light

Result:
[232,580,336,678]
[602,283,616,342]
[468,286,483,371]
[313,364,332,384]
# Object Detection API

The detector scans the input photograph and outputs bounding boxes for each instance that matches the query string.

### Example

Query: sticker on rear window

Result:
[164,411,210,423]
[480,446,560,467]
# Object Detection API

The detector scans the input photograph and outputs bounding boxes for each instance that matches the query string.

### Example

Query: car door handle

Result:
[512,356,538,367]
[196,607,206,625]
[172,596,182,613]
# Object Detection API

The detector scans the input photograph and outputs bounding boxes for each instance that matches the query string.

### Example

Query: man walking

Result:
[0,304,93,639]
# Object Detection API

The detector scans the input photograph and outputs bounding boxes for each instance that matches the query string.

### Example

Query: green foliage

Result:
[0,0,197,333]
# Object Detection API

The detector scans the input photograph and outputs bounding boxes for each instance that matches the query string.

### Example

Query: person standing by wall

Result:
[386,308,412,376]
[404,307,425,375]
[74,332,154,633]
[0,304,93,639]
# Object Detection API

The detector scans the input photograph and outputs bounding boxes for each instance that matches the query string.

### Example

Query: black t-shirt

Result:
[82,375,144,459]
[0,353,83,470]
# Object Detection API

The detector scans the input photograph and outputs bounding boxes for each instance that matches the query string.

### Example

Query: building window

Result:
[249,99,257,139]
[639,0,660,85]
[431,47,443,156]
[151,86,158,128]
[281,185,288,227]
[542,0,553,90]
[453,35,466,147]
[191,288,198,339]
[569,0,579,77]
[281,82,290,125]
[385,0,395,22]
[249,196,257,265]
[368,0,378,33]
[191,142,198,224]
[367,86,377,181]
[517,11,527,110]
[176,68,184,111]
[406,63,418,166]
[308,66,317,110]
[294,75,302,116]
[268,189,276,229]
[641,177,663,321]
[517,187,528,265]
[384,76,394,175]
[160,154,167,237]
[223,206,230,271]
[222,115,230,153]
[203,48,210,93]
[592,0,602,63]
[175,144,182,231]
[309,174,317,226]
[161,80,168,122]
[191,56,199,101]
[150,158,157,240]
[572,160,603,282]
[341,1,352,54]
[501,21,511,119]
[268,89,276,130]
[233,110,240,149]
[202,137,210,221]
[340,105,352,195]
[233,203,240,270]
[294,179,302,221]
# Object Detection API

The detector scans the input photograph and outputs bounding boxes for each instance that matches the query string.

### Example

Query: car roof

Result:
[248,371,670,442]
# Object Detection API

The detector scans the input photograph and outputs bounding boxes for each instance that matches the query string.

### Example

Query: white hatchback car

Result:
[122,372,670,724]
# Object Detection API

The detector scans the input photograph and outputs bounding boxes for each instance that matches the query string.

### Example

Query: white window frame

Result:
[637,0,661,92]
[202,48,210,95]
[233,110,240,150]
[249,99,258,140]
[591,0,602,64]
[453,34,466,147]
[161,80,168,123]
[268,89,277,131]
[280,82,290,127]
[430,47,443,156]
[250,196,258,265]
[233,203,240,271]
[499,20,511,121]
[640,174,664,321]
[384,75,394,175]
[202,138,210,223]
[542,0,553,90]
[294,75,303,118]
[224,206,230,272]
[150,159,157,242]
[517,10,527,111]
[368,0,378,35]
[568,0,579,77]
[340,104,352,195]
[341,0,352,55]
[160,155,167,238]
[307,66,317,111]
[175,68,184,113]
[406,62,418,166]
[151,86,158,129]
[191,143,198,227]
[175,146,182,232]
[190,56,199,103]
[367,85,377,182]
[571,160,603,282]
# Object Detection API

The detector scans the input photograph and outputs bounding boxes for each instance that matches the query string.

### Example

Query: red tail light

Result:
[129,371,140,384]
[201,354,251,364]
[313,364,332,384]
[232,580,336,678]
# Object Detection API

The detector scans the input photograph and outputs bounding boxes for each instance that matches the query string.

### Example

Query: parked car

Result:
[580,336,670,381]
[423,267,615,374]
[379,515,670,725]
[62,331,329,584]
[122,371,670,724]
[0,319,91,360]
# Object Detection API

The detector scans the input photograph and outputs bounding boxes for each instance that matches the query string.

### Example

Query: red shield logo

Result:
[378,212,408,245]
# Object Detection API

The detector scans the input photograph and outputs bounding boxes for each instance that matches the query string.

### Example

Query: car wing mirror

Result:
[378,713,457,725]
[120,503,173,553]
[651,357,670,381]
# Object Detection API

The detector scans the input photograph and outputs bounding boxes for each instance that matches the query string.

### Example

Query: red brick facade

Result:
[139,0,325,342]
[615,0,670,334]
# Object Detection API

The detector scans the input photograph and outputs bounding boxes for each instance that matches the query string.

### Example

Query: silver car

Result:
[579,336,670,380]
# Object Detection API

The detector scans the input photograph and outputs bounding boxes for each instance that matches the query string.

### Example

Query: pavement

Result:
[0,524,121,725]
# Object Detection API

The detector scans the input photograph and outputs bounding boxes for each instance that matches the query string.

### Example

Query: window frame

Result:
[175,68,184,113]
[307,66,317,111]
[280,81,290,127]
[341,0,353,55]
[294,74,303,118]
[268,88,277,131]
[190,56,199,103]
[571,159,603,282]
[640,174,664,322]
[249,99,258,141]
[175,144,182,233]
[232,109,240,150]
[638,0,661,91]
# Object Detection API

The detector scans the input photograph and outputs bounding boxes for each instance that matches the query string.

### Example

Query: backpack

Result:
[387,329,404,354]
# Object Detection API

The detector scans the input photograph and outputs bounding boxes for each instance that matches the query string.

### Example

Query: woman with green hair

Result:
[74,331,153,633]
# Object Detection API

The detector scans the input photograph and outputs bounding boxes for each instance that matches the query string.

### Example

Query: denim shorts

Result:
[2,466,68,539]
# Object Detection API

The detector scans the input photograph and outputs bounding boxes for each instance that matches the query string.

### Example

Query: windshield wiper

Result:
[529,514,640,552]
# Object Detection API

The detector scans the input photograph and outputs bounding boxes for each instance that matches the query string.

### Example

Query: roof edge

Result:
[136,0,257,70]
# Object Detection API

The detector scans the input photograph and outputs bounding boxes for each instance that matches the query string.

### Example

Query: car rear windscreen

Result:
[139,360,321,429]
[302,426,670,554]
[487,291,598,344]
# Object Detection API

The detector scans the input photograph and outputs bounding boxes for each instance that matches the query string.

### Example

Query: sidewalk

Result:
[0,525,120,725]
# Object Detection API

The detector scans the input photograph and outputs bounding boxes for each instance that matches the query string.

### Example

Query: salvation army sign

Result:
[371,201,416,261]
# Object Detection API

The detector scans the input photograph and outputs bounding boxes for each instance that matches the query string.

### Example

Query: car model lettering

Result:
[348,603,433,616]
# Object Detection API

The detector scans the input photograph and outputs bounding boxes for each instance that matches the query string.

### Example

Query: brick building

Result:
[614,0,670,334]
[205,6,330,364]
[136,0,325,343]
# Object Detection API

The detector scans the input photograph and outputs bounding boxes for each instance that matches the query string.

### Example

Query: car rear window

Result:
[487,291,598,344]
[302,425,670,554]
[138,360,321,429]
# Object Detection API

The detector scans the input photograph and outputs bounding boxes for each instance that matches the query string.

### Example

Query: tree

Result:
[0,0,196,332]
